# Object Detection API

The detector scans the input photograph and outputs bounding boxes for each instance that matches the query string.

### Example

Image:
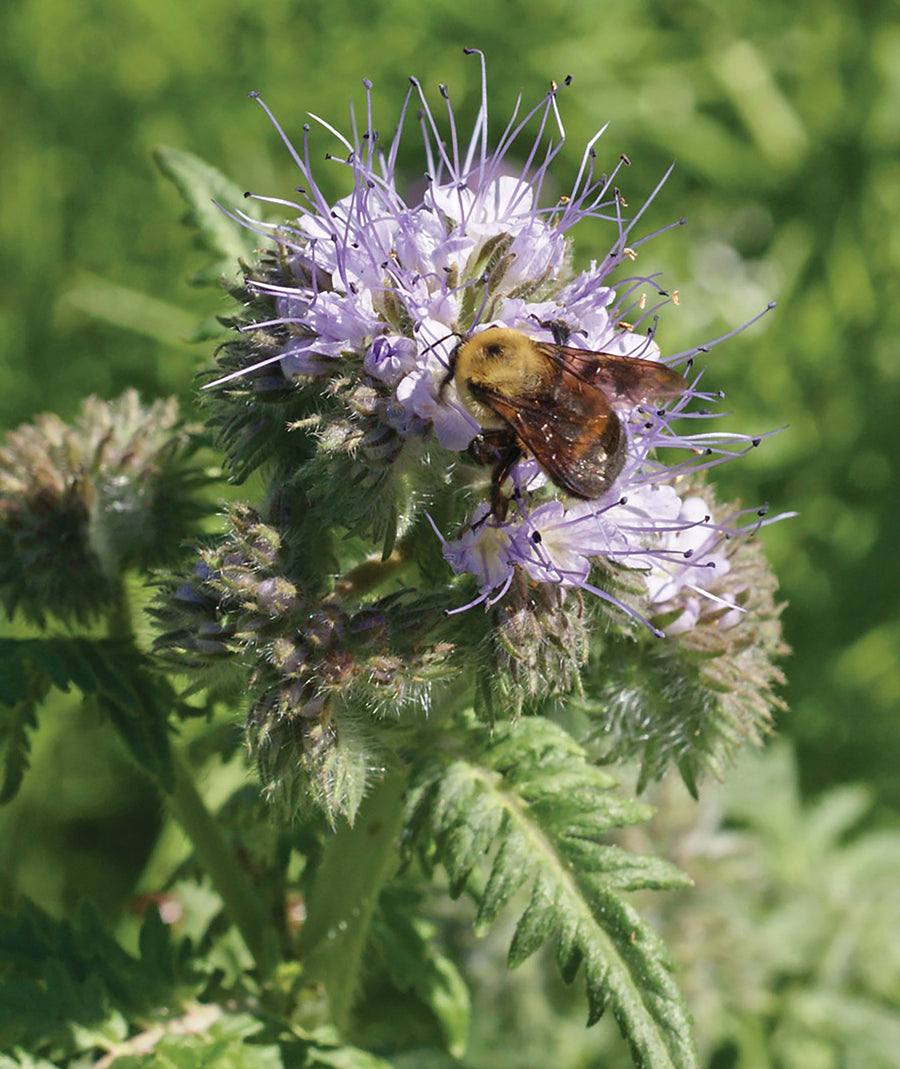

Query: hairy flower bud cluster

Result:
[0,391,207,625]
[154,505,455,815]
[489,573,590,714]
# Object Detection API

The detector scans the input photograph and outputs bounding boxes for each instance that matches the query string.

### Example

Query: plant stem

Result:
[104,578,279,978]
[166,748,281,979]
[298,765,409,1031]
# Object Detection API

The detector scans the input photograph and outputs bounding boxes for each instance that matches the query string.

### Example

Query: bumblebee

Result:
[445,326,687,518]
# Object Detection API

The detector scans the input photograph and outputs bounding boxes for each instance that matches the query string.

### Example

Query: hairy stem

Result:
[166,748,281,978]
[298,765,409,1030]
[104,580,279,977]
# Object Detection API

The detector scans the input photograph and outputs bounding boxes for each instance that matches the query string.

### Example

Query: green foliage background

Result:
[1,0,898,1059]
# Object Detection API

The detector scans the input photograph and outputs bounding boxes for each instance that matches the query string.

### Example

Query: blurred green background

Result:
[1,0,897,884]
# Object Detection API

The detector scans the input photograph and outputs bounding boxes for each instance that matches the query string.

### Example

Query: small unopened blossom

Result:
[0,391,207,626]
[210,49,784,635]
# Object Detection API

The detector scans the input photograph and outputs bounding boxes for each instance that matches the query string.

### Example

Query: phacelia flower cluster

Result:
[209,49,782,635]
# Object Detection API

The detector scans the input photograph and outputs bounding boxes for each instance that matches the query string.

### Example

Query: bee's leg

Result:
[490,443,523,520]
[548,320,571,347]
[530,315,572,347]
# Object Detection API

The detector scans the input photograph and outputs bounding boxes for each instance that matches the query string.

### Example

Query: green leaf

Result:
[0,900,202,1058]
[406,715,697,1069]
[306,1047,397,1069]
[369,889,470,1058]
[114,1037,283,1069]
[0,644,31,705]
[56,273,201,350]
[154,146,262,285]
[0,1054,60,1069]
[0,639,175,799]
[0,700,37,803]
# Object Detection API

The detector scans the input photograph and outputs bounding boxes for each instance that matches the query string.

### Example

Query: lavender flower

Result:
[211,49,783,635]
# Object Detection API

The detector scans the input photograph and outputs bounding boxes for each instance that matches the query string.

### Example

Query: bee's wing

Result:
[481,368,627,499]
[536,342,687,405]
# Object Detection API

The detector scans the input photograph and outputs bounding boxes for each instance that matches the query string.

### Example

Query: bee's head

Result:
[437,327,514,394]
[453,328,538,385]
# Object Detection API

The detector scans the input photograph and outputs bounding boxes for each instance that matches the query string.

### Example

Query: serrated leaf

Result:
[475,833,531,931]
[0,639,175,800]
[154,146,261,283]
[137,905,177,987]
[369,893,470,1059]
[407,715,697,1069]
[0,900,203,1057]
[0,646,31,705]
[0,700,37,803]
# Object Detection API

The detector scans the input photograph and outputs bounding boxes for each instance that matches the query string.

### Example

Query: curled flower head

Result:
[207,50,784,635]
[153,505,456,820]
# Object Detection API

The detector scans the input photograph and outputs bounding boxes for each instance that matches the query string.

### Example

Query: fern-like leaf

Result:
[0,901,197,1057]
[153,146,261,287]
[406,715,697,1069]
[0,639,174,799]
